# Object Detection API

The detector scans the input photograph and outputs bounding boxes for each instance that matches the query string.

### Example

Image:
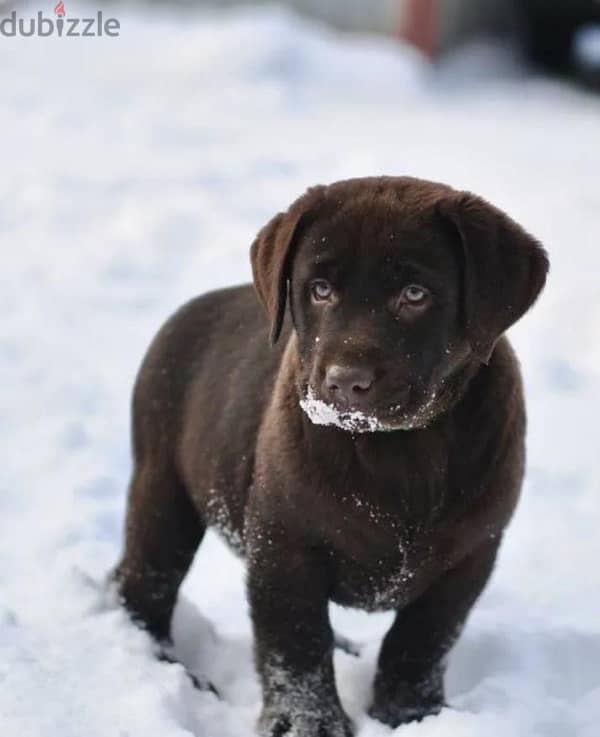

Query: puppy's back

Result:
[130,284,287,507]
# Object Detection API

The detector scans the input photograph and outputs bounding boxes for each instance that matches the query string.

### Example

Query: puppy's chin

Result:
[299,389,439,434]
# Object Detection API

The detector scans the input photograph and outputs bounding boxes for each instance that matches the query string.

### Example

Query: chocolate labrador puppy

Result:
[114,176,548,736]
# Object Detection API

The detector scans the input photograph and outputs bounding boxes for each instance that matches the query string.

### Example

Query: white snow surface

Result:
[2,4,600,736]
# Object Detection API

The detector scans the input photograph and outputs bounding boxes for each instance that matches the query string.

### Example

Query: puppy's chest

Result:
[329,533,423,612]
[325,485,449,611]
[331,552,415,611]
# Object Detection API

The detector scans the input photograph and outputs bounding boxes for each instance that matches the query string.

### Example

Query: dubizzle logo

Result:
[0,3,121,37]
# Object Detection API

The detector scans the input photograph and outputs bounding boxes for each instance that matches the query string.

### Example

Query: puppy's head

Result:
[251,177,548,433]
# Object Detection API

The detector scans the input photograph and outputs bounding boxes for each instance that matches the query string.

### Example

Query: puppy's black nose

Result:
[324,365,375,405]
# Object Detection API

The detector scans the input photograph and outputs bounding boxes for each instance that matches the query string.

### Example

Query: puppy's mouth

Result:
[299,388,438,434]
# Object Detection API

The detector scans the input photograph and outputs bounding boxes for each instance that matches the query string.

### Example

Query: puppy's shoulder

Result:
[485,336,524,405]
[457,335,526,444]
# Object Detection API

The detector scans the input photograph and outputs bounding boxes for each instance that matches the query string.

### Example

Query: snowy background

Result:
[1,3,600,736]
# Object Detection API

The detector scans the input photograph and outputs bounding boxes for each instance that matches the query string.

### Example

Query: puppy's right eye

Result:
[310,279,334,303]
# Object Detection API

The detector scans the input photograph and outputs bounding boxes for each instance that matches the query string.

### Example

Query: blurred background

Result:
[1,2,600,737]
[142,0,600,84]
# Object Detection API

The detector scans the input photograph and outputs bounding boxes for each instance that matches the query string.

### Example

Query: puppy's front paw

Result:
[258,707,354,737]
[368,699,442,727]
[369,663,445,727]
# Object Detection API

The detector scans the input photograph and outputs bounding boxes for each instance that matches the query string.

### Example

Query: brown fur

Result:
[114,176,548,736]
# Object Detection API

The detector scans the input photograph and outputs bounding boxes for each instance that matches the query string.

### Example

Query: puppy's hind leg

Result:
[113,459,205,645]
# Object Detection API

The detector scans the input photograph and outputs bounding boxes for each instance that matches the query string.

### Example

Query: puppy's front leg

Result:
[247,525,352,737]
[369,539,500,727]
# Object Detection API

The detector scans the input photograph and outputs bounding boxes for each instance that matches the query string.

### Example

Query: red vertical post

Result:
[398,0,439,58]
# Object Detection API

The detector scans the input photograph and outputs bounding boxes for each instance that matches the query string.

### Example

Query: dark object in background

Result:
[400,0,600,86]
[514,0,600,82]
[113,177,548,737]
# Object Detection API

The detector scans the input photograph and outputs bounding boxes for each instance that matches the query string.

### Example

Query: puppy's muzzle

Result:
[323,364,375,409]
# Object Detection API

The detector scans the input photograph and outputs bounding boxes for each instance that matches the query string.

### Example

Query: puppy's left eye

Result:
[403,285,428,304]
[310,279,334,303]
[391,284,431,314]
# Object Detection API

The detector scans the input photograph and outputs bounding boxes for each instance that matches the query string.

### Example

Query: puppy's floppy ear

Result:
[250,186,324,344]
[439,192,549,364]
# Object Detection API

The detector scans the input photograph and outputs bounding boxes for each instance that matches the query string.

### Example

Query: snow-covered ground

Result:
[1,4,600,736]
